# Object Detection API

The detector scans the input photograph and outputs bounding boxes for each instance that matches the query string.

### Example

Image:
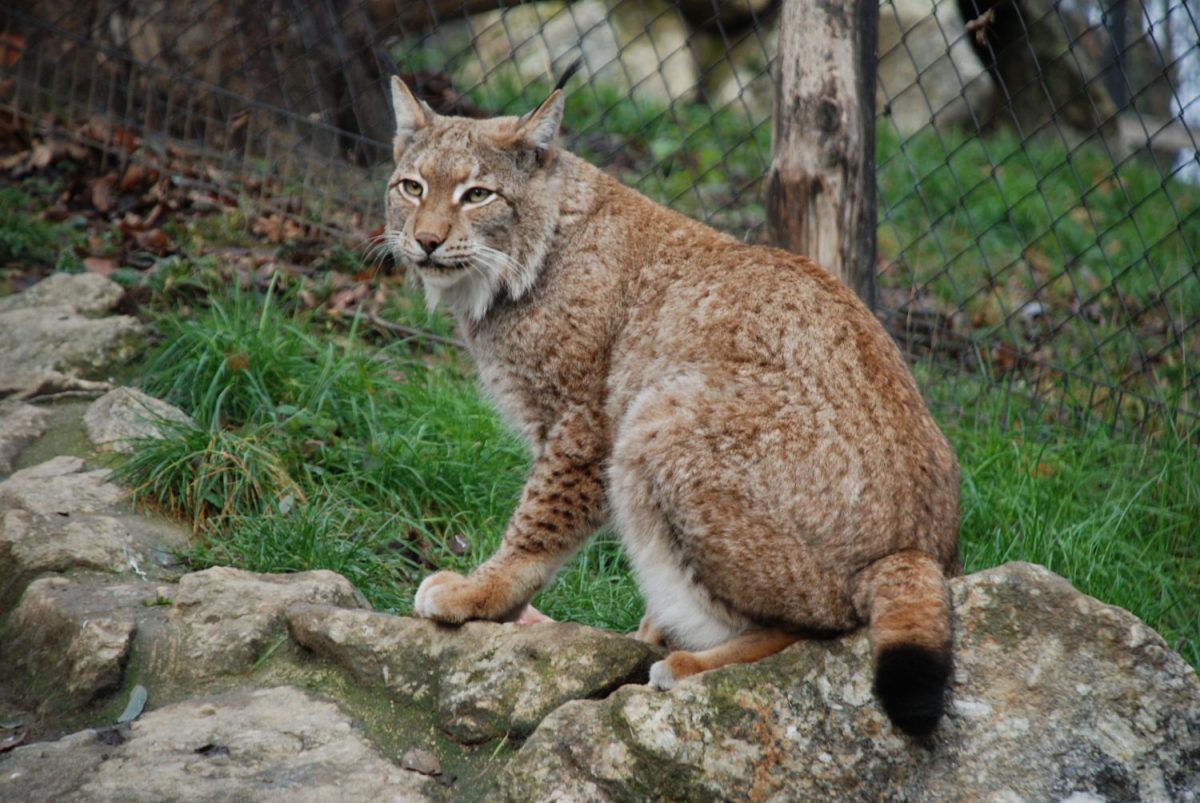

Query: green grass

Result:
[877,124,1200,425]
[0,186,86,278]
[115,276,1199,669]
[932,375,1199,666]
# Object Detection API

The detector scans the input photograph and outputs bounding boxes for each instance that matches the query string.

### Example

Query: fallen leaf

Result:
[41,203,71,222]
[0,32,23,68]
[327,284,369,315]
[30,141,59,169]
[120,163,149,192]
[83,257,117,276]
[116,685,148,724]
[135,228,171,253]
[90,173,117,212]
[226,351,251,372]
[142,202,164,228]
[112,124,139,152]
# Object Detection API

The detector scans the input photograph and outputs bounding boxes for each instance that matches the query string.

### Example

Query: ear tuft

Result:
[391,76,430,158]
[513,89,565,157]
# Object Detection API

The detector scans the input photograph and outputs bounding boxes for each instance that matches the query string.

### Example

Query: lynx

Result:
[387,72,961,737]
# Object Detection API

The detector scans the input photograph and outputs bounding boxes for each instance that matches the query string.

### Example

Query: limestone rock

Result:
[0,274,143,397]
[288,605,661,744]
[168,567,366,679]
[0,456,124,516]
[0,306,144,386]
[501,562,1200,801]
[0,510,128,593]
[83,387,195,453]
[0,686,435,802]
[3,371,113,402]
[400,747,442,776]
[0,273,124,316]
[0,506,189,610]
[1,576,148,709]
[0,402,49,474]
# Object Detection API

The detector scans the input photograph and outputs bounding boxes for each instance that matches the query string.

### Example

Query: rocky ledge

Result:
[1,274,1197,801]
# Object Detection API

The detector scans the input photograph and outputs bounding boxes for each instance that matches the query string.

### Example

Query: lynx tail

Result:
[856,550,954,738]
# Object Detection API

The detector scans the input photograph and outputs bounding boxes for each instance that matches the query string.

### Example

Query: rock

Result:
[1,509,130,578]
[0,686,435,802]
[400,747,442,776]
[3,371,113,402]
[0,273,124,316]
[501,563,1200,801]
[1,566,367,717]
[0,275,143,398]
[1,576,148,709]
[0,402,50,474]
[168,567,366,679]
[83,387,195,454]
[0,445,192,611]
[0,306,144,388]
[287,605,661,744]
[0,456,124,516]
[878,0,995,133]
[0,507,189,610]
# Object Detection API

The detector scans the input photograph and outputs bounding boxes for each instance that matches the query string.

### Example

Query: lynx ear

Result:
[509,89,565,160]
[391,76,431,158]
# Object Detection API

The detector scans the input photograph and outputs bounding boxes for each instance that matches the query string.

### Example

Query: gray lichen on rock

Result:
[287,604,661,744]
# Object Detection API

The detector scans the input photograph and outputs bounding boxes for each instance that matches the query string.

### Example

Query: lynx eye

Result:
[463,187,493,204]
[400,179,423,198]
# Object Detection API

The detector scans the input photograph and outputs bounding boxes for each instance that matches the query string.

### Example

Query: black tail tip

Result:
[874,644,953,738]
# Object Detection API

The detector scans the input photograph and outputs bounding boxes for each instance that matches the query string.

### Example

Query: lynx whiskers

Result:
[386,72,962,738]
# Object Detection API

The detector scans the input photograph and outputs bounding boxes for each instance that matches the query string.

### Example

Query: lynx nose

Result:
[415,232,444,255]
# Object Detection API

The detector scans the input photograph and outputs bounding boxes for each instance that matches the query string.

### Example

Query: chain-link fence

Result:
[2,0,1196,434]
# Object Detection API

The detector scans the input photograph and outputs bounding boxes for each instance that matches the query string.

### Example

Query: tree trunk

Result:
[766,0,877,308]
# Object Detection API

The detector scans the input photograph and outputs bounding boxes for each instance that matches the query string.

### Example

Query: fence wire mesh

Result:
[1,0,1196,435]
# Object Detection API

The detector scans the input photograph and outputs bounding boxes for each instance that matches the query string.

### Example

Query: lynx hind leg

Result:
[634,613,667,646]
[609,384,758,676]
[855,550,954,737]
[648,630,803,690]
[609,404,748,659]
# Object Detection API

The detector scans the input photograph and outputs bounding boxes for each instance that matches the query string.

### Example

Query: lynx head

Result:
[385,77,566,322]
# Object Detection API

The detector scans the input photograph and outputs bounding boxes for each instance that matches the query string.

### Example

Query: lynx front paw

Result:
[413,571,470,622]
[648,659,677,690]
[648,651,705,690]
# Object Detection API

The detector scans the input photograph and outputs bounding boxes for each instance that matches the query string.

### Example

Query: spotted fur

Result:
[389,77,961,736]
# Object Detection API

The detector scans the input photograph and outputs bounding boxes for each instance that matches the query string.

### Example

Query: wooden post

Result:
[766,0,877,309]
